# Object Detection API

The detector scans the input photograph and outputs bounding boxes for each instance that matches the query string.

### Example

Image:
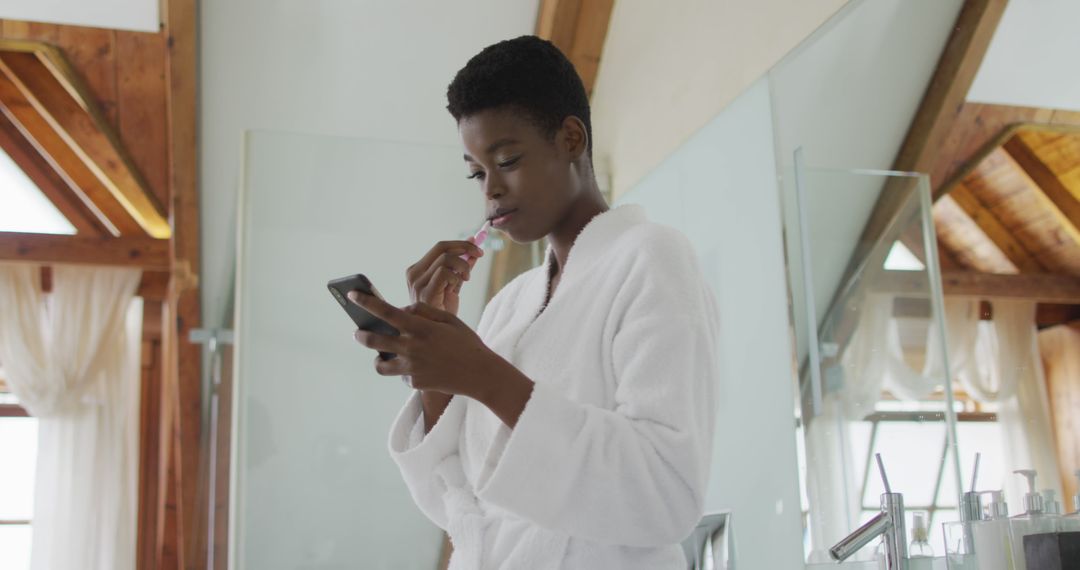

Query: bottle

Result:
[909,512,934,557]
[1061,469,1080,532]
[1009,470,1057,570]
[972,490,1012,570]
[1041,489,1063,530]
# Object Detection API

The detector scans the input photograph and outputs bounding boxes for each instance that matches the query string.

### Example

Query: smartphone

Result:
[327,273,399,360]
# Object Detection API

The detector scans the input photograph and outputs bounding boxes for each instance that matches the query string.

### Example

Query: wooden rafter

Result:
[1005,131,1080,230]
[945,182,1044,272]
[879,270,1080,304]
[536,0,614,95]
[0,111,106,235]
[0,232,169,269]
[0,48,170,238]
[0,68,138,236]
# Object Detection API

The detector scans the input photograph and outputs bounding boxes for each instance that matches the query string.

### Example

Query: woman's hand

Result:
[348,290,500,398]
[406,240,484,316]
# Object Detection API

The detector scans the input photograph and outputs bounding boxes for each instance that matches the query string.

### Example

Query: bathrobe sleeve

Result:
[386,278,515,530]
[473,227,721,547]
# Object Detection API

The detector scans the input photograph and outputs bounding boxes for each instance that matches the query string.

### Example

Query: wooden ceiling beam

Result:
[947,181,1046,272]
[0,232,169,270]
[1004,134,1080,230]
[878,270,1080,304]
[0,111,106,235]
[0,69,139,236]
[0,51,170,239]
[536,0,614,95]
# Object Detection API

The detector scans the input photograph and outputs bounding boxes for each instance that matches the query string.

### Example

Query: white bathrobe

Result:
[388,203,721,569]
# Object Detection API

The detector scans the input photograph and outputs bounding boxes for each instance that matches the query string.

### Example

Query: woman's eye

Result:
[467,157,518,180]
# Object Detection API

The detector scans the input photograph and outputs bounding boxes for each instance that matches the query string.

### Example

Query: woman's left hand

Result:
[347,290,499,397]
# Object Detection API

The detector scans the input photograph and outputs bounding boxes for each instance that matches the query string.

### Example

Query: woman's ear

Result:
[559,116,589,162]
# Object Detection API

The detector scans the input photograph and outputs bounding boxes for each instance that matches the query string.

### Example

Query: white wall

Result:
[617,77,807,570]
[0,0,157,32]
[968,0,1080,111]
[200,0,540,329]
[591,0,850,200]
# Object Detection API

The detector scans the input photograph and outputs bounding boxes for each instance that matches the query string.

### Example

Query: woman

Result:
[349,35,721,569]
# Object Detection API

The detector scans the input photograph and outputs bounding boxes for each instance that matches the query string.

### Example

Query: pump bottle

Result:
[1009,470,1057,570]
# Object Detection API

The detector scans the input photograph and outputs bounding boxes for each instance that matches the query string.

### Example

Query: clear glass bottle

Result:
[909,512,934,557]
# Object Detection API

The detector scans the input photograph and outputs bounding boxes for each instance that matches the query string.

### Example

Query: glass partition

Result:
[781,154,964,563]
[230,131,495,569]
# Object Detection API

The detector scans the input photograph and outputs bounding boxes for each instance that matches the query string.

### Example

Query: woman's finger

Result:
[347,291,417,331]
[374,353,409,376]
[353,329,407,354]
[420,266,459,302]
[410,241,480,281]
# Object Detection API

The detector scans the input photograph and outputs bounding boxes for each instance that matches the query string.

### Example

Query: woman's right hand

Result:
[406,240,484,316]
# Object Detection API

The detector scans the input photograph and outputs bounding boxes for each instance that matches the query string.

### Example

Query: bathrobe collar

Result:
[532,203,648,303]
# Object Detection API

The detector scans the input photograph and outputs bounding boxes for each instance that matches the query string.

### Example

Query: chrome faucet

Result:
[829,454,907,569]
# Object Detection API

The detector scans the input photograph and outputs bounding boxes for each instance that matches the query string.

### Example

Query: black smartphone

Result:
[327,273,400,361]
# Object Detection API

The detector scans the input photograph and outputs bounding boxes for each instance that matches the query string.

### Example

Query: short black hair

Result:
[446,35,592,161]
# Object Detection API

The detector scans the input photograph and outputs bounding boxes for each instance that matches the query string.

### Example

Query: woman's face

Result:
[459,107,585,243]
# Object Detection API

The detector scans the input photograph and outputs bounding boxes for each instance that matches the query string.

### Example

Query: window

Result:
[0,374,37,570]
[852,402,1002,554]
[0,147,75,234]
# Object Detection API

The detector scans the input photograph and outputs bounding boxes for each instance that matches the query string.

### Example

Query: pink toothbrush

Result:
[459,220,490,262]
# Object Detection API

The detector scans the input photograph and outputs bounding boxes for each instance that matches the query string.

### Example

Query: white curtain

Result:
[0,263,143,570]
[938,298,1062,506]
[806,293,1061,560]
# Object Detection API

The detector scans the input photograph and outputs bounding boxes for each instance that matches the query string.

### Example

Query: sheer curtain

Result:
[807,293,1061,559]
[941,298,1062,505]
[0,263,143,570]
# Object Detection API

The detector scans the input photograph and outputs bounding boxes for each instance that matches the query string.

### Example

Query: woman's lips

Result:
[492,210,517,227]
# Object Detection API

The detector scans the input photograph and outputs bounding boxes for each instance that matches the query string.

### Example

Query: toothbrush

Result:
[459,220,490,262]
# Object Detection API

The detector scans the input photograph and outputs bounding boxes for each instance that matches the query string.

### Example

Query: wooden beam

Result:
[137,300,163,570]
[948,181,1046,272]
[1005,134,1080,228]
[0,51,170,238]
[537,0,615,95]
[933,108,1080,197]
[164,0,203,567]
[0,232,169,269]
[0,111,106,235]
[877,270,1080,304]
[838,0,1007,270]
[1036,324,1080,503]
[0,67,139,236]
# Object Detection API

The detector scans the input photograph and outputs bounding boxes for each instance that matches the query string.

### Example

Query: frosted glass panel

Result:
[233,131,492,569]
[616,78,806,570]
[780,163,963,562]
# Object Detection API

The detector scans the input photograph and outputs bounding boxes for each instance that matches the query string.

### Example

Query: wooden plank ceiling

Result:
[933,116,1080,280]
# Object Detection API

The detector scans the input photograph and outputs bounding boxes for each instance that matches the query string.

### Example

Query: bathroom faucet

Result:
[829,454,908,569]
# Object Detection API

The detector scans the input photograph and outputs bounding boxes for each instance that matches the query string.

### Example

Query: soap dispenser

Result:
[972,490,1013,570]
[1009,470,1057,570]
[909,511,934,556]
[1061,470,1080,532]
[1042,488,1063,530]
